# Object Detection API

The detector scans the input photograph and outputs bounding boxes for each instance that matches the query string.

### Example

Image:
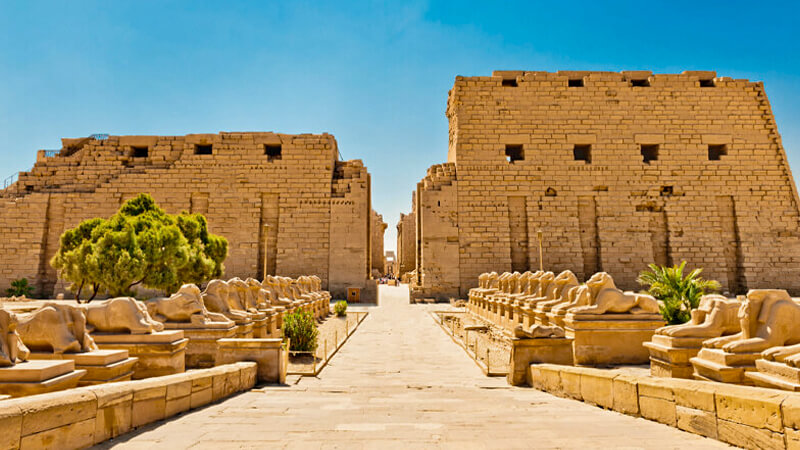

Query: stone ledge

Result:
[528,363,796,448]
[0,362,257,450]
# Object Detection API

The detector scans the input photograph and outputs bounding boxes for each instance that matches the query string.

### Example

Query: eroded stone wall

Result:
[370,210,387,276]
[0,132,373,297]
[396,199,417,278]
[413,70,800,298]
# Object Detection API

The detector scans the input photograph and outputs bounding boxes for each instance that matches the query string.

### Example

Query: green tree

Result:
[51,194,228,301]
[173,212,228,292]
[51,217,106,301]
[637,261,721,325]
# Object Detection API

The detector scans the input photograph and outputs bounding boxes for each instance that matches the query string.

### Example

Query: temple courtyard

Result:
[99,285,727,449]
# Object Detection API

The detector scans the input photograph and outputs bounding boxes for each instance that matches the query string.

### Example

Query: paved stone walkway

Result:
[100,286,728,449]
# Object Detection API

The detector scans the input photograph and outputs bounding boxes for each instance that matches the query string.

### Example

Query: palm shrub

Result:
[283,309,319,352]
[637,261,721,325]
[334,300,347,317]
[6,278,34,297]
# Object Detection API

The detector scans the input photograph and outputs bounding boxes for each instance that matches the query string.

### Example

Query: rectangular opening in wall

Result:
[264,144,282,161]
[195,144,213,155]
[641,144,659,163]
[505,144,524,163]
[131,146,149,158]
[699,79,716,87]
[708,144,728,160]
[568,78,584,87]
[631,78,650,87]
[502,78,518,87]
[573,144,591,163]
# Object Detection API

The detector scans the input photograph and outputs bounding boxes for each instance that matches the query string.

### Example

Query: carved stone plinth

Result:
[252,316,269,338]
[643,335,707,379]
[234,320,254,338]
[508,337,574,386]
[565,313,664,366]
[690,347,760,384]
[546,311,567,329]
[216,338,286,384]
[30,349,138,386]
[93,330,187,379]
[0,360,86,397]
[163,322,237,369]
[746,359,800,391]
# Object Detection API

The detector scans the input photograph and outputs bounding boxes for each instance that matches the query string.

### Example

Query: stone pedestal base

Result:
[533,306,552,326]
[93,330,187,379]
[216,338,286,383]
[747,359,800,391]
[643,335,707,379]
[546,311,567,329]
[235,320,254,338]
[163,322,237,369]
[565,313,664,366]
[508,337,574,386]
[0,360,86,397]
[690,347,760,384]
[30,349,138,386]
[252,317,269,338]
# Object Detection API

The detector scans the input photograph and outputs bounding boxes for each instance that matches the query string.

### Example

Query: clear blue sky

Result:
[2,1,799,252]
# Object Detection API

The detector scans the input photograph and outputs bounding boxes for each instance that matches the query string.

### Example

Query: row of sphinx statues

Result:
[468,270,660,338]
[466,269,800,389]
[0,275,330,368]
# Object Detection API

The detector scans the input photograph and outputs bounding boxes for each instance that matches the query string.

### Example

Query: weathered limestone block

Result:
[644,294,742,379]
[31,350,138,386]
[93,330,187,379]
[0,359,86,397]
[507,336,573,386]
[692,289,800,384]
[566,313,664,366]
[216,338,286,384]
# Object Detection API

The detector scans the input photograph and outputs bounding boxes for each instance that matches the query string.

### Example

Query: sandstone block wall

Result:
[396,201,417,278]
[370,210,387,276]
[411,70,800,298]
[0,132,373,298]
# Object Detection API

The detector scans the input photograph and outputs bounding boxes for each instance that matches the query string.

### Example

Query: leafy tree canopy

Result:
[51,194,228,301]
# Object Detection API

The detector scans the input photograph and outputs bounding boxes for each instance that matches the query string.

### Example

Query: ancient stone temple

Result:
[408,70,800,299]
[0,132,374,298]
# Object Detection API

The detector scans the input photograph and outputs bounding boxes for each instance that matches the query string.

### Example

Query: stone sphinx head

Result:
[552,270,579,296]
[0,309,30,366]
[585,272,616,299]
[245,277,270,308]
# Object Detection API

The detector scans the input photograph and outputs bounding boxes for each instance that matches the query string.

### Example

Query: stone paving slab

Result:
[97,285,729,449]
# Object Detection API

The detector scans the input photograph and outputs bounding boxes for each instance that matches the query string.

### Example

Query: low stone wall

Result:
[0,362,257,449]
[528,363,800,449]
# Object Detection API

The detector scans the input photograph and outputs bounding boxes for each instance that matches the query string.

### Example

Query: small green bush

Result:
[6,278,34,297]
[283,309,319,352]
[334,300,347,317]
[637,261,721,325]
